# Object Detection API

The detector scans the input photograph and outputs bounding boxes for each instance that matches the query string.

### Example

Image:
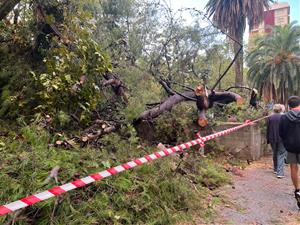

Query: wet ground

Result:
[214,155,300,225]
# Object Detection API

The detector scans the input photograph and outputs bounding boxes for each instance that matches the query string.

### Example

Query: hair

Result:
[273,104,283,113]
[288,96,300,109]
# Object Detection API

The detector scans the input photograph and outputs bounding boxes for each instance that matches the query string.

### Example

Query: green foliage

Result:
[154,103,197,144]
[247,22,300,103]
[0,4,112,124]
[0,1,248,223]
[180,152,231,191]
[0,59,34,118]
[205,0,270,39]
[205,140,225,156]
[205,0,271,85]
[117,66,163,122]
[205,44,236,89]
[0,124,230,225]
[32,10,111,120]
[0,20,35,118]
[197,161,230,189]
[0,0,238,125]
[209,102,265,123]
[57,110,71,127]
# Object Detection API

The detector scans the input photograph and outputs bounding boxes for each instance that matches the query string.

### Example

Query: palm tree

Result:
[247,22,300,104]
[206,0,271,86]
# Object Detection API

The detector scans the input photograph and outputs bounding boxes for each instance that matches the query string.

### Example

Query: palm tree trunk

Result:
[0,0,20,21]
[234,35,243,86]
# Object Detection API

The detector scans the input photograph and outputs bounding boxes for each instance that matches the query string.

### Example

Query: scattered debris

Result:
[43,166,60,184]
[54,119,117,148]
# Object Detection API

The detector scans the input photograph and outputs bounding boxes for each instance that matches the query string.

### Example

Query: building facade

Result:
[249,2,290,39]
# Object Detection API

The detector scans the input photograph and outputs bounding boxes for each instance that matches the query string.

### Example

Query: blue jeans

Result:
[270,142,287,176]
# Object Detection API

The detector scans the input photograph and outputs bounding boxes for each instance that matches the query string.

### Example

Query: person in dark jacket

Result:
[279,96,300,208]
[267,104,286,178]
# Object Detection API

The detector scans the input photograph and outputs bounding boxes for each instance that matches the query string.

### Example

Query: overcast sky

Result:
[168,0,299,43]
[169,0,207,11]
[287,0,300,23]
[170,0,299,22]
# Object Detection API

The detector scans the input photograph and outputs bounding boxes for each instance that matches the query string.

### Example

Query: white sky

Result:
[169,0,207,11]
[168,0,250,43]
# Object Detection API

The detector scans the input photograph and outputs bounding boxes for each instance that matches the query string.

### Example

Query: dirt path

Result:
[213,155,300,225]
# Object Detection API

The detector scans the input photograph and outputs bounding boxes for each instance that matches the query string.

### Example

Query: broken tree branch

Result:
[103,72,128,103]
[138,91,196,121]
[225,86,252,92]
[43,166,60,184]
[137,87,243,127]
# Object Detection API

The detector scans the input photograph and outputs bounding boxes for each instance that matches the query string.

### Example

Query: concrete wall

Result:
[136,120,270,161]
[214,122,270,161]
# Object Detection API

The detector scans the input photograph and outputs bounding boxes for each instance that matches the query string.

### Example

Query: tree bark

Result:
[137,90,242,123]
[234,36,243,86]
[138,91,196,121]
[0,0,20,21]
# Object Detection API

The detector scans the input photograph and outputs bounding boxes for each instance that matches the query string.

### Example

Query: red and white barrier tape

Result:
[0,117,268,216]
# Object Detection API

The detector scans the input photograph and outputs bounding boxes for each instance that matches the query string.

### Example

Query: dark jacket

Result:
[267,113,282,144]
[279,110,300,153]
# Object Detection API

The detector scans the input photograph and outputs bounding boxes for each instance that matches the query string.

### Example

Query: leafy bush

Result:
[0,48,34,119]
[153,103,197,144]
[209,102,266,123]
[0,8,111,126]
[117,66,163,123]
[32,12,112,121]
[197,161,230,189]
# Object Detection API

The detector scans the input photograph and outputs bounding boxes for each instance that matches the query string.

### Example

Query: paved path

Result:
[214,156,300,225]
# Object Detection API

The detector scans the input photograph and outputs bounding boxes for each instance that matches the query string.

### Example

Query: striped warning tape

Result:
[0,116,268,216]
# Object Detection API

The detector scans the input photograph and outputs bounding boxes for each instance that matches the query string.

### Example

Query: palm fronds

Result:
[247,22,300,103]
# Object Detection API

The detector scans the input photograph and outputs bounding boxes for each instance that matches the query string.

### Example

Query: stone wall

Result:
[214,122,270,161]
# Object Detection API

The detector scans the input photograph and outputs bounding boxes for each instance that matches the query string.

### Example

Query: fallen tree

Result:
[136,81,243,127]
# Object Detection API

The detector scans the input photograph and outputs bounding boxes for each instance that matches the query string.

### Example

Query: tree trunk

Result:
[138,91,196,121]
[0,0,20,21]
[137,90,242,123]
[234,35,243,86]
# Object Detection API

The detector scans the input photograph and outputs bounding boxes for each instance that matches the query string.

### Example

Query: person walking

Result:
[279,96,300,208]
[267,104,286,178]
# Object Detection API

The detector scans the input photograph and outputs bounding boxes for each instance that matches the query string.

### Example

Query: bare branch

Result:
[103,79,121,87]
[159,79,197,101]
[168,81,195,92]
[210,45,243,91]
[225,86,252,91]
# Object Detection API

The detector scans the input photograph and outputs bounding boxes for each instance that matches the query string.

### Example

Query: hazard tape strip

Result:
[0,117,267,216]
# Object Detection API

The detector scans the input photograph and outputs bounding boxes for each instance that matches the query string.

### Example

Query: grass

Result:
[0,123,232,224]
